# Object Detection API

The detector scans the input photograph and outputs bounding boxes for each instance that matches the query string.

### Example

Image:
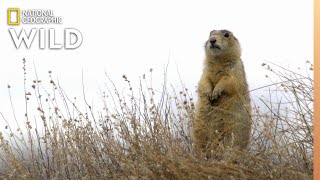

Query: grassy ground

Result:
[0,59,313,179]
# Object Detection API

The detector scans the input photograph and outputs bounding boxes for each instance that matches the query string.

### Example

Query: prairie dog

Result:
[193,30,252,156]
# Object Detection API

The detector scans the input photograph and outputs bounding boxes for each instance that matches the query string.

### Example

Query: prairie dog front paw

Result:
[211,87,223,101]
[205,87,224,105]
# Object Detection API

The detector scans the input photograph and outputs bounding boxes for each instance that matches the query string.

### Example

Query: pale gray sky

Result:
[0,0,313,129]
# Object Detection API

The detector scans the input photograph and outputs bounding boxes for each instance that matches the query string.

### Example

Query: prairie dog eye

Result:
[224,33,230,38]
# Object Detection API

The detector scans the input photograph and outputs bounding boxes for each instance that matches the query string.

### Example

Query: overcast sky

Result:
[0,0,313,129]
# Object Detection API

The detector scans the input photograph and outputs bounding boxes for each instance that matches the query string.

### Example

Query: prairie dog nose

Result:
[209,37,217,45]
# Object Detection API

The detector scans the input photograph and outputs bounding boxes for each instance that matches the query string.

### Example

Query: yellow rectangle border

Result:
[7,8,20,25]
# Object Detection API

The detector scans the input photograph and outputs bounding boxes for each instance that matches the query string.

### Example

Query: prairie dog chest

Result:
[207,61,238,85]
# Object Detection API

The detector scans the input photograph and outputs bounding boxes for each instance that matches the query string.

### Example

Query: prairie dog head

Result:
[205,30,241,59]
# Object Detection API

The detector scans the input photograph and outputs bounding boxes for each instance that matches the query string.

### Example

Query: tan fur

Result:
[193,30,252,156]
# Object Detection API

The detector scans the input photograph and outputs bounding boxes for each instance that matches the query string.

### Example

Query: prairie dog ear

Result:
[233,35,239,42]
[227,32,239,42]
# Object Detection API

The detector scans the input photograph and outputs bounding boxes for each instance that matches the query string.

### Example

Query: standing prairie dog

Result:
[193,30,252,156]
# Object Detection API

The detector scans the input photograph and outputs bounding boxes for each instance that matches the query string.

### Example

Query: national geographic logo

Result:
[7,8,82,50]
[8,8,62,25]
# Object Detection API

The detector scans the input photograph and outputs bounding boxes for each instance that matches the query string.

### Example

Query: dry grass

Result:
[0,59,313,179]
